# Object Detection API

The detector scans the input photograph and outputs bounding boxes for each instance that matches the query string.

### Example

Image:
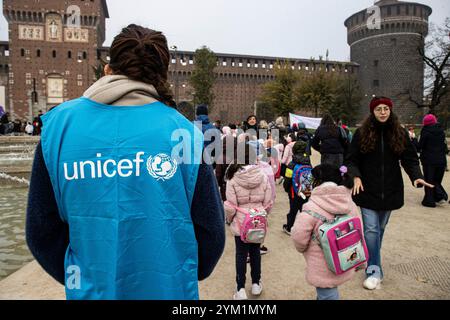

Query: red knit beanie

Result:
[370,97,393,113]
[423,114,437,126]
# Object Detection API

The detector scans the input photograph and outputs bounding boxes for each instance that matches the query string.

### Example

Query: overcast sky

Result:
[0,0,448,61]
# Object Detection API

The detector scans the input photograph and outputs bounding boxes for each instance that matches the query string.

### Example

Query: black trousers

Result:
[286,193,307,231]
[321,153,344,168]
[235,236,261,291]
[422,165,448,205]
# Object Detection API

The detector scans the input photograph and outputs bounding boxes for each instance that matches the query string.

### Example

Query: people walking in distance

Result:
[194,104,221,149]
[26,24,225,300]
[269,116,288,140]
[228,124,238,137]
[282,140,312,235]
[221,126,232,139]
[242,114,260,138]
[259,120,269,130]
[281,132,297,175]
[345,96,433,291]
[224,142,273,300]
[417,114,448,207]
[312,114,348,167]
[25,121,34,135]
[215,134,237,200]
[292,164,361,300]
[295,121,313,156]
[408,126,419,150]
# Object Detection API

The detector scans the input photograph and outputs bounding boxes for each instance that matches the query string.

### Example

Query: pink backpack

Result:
[304,210,369,275]
[227,203,268,244]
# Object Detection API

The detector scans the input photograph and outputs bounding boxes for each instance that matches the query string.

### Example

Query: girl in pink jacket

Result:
[291,164,361,300]
[224,142,273,300]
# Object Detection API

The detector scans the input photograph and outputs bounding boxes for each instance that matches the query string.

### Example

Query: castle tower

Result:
[345,0,432,123]
[2,0,109,120]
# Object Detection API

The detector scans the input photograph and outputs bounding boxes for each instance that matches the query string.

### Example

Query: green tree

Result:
[261,62,362,122]
[260,61,299,117]
[333,74,363,125]
[295,70,337,118]
[189,46,217,108]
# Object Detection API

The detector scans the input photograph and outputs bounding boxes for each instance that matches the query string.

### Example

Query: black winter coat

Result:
[418,124,448,166]
[345,126,423,211]
[312,125,347,155]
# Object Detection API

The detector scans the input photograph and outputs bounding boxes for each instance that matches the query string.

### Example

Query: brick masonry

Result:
[0,0,431,124]
[345,0,432,123]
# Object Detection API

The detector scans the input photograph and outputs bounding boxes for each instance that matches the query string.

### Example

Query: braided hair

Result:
[108,24,176,107]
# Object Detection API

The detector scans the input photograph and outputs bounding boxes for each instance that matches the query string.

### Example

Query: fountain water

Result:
[0,136,38,281]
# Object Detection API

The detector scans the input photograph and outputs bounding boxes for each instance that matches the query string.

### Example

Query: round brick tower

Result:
[345,0,432,123]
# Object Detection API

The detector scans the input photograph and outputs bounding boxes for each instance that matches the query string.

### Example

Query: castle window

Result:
[52,50,57,58]
[413,5,417,15]
[37,49,41,57]
[21,48,25,57]
[83,52,87,59]
[406,6,409,15]
[387,6,391,16]
[374,60,379,67]
[397,5,401,15]
[373,80,380,87]
[68,51,72,59]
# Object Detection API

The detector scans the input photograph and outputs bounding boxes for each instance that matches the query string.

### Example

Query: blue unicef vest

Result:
[41,97,203,300]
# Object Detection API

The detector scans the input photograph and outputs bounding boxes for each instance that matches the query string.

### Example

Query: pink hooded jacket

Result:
[282,142,295,165]
[224,165,273,237]
[291,182,361,288]
[257,161,276,203]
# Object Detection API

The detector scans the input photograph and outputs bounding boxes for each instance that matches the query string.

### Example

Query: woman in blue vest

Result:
[26,24,225,300]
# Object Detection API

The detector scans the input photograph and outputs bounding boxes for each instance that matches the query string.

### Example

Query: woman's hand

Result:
[352,177,364,196]
[414,179,434,189]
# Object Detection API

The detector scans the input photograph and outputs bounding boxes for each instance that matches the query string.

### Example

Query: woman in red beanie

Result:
[345,96,433,291]
[417,114,448,207]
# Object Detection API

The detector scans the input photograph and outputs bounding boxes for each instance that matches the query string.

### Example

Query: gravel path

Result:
[1,151,449,300]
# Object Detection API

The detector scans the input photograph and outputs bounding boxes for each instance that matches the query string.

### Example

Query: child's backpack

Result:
[304,210,369,275]
[292,165,314,200]
[227,203,268,244]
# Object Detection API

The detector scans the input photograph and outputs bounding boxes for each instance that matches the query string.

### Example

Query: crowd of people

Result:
[23,24,449,301]
[0,108,44,136]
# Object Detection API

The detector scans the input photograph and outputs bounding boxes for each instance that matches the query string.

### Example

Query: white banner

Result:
[289,113,322,130]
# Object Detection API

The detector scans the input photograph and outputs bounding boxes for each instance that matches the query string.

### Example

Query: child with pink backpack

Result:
[224,142,273,300]
[292,164,367,300]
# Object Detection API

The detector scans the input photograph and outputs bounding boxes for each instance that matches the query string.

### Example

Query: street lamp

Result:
[170,45,179,105]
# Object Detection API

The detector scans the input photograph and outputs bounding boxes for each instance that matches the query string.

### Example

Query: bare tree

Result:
[400,18,450,127]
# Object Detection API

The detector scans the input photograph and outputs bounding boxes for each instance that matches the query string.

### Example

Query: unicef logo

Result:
[146,154,178,181]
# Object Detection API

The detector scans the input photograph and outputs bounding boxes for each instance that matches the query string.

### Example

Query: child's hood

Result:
[233,165,266,189]
[309,182,353,216]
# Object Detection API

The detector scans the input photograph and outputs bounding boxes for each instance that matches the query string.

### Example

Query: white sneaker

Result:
[363,276,382,290]
[437,199,447,205]
[233,288,248,300]
[251,282,263,296]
